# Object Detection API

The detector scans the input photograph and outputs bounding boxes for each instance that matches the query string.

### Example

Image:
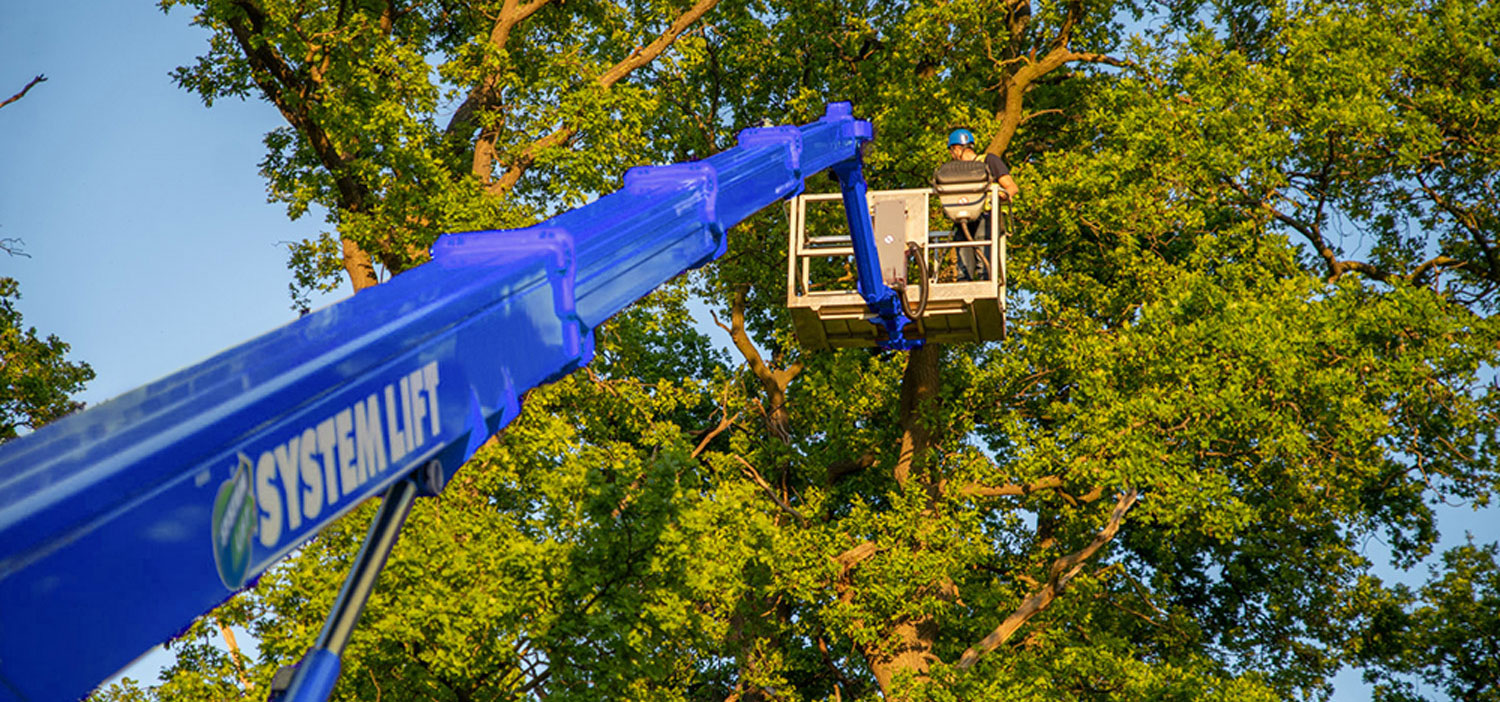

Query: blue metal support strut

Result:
[279,475,419,702]
[828,137,917,348]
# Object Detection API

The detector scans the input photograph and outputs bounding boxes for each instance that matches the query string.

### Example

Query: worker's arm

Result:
[997,173,1020,201]
[983,152,1021,201]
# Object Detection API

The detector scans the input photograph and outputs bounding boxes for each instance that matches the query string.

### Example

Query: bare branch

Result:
[834,541,879,582]
[989,0,1117,155]
[1410,255,1464,286]
[1019,108,1063,124]
[991,45,1133,155]
[1123,570,1169,621]
[734,455,808,526]
[817,633,860,699]
[986,0,1161,157]
[609,469,646,519]
[729,287,783,388]
[708,306,732,334]
[955,488,1139,669]
[0,238,28,258]
[1005,0,1032,56]
[215,616,255,692]
[1414,170,1500,283]
[827,451,876,484]
[1048,0,1082,57]
[0,75,46,111]
[692,409,738,458]
[596,0,719,89]
[723,286,799,442]
[959,475,1105,507]
[959,474,1064,498]
[1220,175,1395,283]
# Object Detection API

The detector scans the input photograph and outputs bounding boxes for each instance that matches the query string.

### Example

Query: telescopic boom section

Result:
[0,104,874,702]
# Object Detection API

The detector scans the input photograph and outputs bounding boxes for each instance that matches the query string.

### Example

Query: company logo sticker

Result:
[211,454,257,589]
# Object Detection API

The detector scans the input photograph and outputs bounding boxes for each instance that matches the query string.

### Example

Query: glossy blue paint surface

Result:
[830,154,915,346]
[279,649,340,702]
[0,104,872,702]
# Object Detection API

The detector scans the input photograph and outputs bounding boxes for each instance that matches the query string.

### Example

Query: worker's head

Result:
[947,128,976,158]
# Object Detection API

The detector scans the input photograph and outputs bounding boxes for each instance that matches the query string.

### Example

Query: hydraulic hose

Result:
[899,241,929,320]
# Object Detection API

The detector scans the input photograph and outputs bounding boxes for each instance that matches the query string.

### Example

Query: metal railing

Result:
[787,186,1009,305]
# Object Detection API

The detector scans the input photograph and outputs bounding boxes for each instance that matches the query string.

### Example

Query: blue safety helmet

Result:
[947,128,976,147]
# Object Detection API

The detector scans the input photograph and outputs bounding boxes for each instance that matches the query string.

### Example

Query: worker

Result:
[946,128,1019,280]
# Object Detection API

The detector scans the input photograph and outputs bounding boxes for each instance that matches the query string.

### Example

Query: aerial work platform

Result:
[787,186,1010,349]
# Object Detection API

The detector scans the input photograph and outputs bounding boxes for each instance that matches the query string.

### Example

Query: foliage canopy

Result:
[0,277,95,442]
[99,0,1500,699]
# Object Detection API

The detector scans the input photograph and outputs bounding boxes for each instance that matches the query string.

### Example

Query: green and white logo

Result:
[211,454,257,589]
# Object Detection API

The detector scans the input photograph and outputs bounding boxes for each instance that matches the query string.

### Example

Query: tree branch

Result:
[1414,170,1500,284]
[215,616,254,692]
[1221,174,1395,283]
[448,0,560,182]
[834,541,879,587]
[720,286,799,442]
[224,0,380,290]
[1409,255,1464,286]
[489,0,719,195]
[597,0,719,88]
[692,409,739,458]
[0,238,28,258]
[986,0,1159,155]
[960,474,1064,498]
[989,0,1095,155]
[1047,0,1082,57]
[817,633,861,699]
[959,475,1104,507]
[0,75,46,111]
[955,488,1139,669]
[734,455,808,526]
[827,451,876,485]
[691,376,743,458]
[1004,0,1032,58]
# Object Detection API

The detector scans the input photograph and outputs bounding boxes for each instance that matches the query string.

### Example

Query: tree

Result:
[1353,540,1500,701]
[159,0,719,305]
[112,0,1500,700]
[0,277,96,442]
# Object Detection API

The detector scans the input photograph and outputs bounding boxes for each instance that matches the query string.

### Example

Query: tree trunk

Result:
[343,236,379,291]
[860,344,946,697]
[865,613,938,697]
[894,343,941,487]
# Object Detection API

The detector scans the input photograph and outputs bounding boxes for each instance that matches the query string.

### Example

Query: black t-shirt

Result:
[982,153,1010,181]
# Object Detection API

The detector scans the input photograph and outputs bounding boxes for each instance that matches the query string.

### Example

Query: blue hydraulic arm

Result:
[829,156,916,347]
[0,103,875,702]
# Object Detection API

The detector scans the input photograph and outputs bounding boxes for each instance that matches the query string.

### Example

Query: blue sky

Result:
[0,2,349,410]
[1,2,1493,699]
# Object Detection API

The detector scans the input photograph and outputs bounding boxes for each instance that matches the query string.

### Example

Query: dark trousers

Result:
[953,211,991,281]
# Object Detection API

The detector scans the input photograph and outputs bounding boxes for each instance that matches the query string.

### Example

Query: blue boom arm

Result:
[0,104,878,702]
[830,157,913,346]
